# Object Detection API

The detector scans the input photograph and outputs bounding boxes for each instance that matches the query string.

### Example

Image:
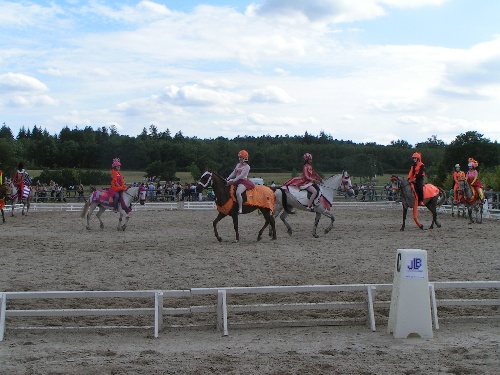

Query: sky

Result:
[1,0,500,145]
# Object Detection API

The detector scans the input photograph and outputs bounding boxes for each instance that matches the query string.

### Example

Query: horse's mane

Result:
[320,174,343,190]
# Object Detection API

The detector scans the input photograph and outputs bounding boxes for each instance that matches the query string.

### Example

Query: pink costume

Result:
[283,164,321,188]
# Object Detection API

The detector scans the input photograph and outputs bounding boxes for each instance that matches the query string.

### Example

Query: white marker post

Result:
[387,249,433,339]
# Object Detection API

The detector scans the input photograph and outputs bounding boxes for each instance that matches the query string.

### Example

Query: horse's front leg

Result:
[269,207,281,237]
[400,206,408,231]
[120,212,130,231]
[213,212,225,242]
[312,212,321,238]
[1,209,5,223]
[258,209,274,241]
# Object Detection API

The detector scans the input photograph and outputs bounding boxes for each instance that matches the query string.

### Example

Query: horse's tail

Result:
[280,188,295,215]
[437,188,447,207]
[81,199,90,218]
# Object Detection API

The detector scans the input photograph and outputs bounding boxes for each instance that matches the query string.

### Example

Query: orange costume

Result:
[408,152,425,205]
[109,158,127,211]
[12,162,28,203]
[0,170,4,210]
[452,164,465,202]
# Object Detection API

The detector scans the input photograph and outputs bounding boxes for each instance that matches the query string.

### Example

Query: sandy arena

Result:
[0,203,498,374]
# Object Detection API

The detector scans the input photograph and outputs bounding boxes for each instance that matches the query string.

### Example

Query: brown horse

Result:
[390,175,446,231]
[198,170,276,242]
[456,178,483,224]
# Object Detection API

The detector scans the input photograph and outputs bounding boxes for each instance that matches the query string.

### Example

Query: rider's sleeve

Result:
[227,165,238,180]
[232,164,250,182]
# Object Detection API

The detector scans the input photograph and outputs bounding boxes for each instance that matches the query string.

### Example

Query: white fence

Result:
[1,280,498,341]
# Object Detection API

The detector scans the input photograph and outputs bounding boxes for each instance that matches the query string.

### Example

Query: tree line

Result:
[0,123,499,190]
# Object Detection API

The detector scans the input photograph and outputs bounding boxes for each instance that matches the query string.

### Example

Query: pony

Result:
[197,170,276,242]
[456,178,483,224]
[0,183,7,223]
[390,175,446,231]
[4,179,33,217]
[272,171,350,238]
[81,186,140,231]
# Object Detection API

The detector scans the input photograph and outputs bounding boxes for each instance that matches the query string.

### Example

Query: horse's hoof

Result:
[400,228,405,232]
[217,237,222,242]
[313,234,319,238]
[419,225,424,230]
[451,213,455,217]
[257,236,262,241]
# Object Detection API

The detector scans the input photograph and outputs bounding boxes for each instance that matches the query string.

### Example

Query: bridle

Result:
[198,171,213,189]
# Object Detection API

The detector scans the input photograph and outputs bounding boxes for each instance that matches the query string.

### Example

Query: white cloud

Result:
[249,86,295,103]
[0,73,48,93]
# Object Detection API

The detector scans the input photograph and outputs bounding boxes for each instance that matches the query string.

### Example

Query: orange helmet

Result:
[238,150,249,161]
[411,152,421,161]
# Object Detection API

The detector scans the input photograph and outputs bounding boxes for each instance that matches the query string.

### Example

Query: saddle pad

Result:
[423,184,440,200]
[92,189,115,205]
[217,185,275,215]
[245,185,275,212]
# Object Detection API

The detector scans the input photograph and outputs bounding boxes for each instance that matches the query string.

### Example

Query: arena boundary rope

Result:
[1,281,498,341]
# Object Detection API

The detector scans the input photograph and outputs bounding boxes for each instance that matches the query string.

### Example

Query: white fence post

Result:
[0,293,6,342]
[217,290,228,336]
[366,285,377,331]
[154,291,164,338]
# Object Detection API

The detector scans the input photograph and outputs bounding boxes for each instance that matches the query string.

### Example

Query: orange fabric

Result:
[423,184,439,200]
[408,160,425,180]
[0,170,4,210]
[110,169,127,192]
[216,185,276,215]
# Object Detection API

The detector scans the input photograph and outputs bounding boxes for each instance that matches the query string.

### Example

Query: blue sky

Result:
[1,0,499,145]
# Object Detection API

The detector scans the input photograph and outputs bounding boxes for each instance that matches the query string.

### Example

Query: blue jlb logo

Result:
[407,257,422,271]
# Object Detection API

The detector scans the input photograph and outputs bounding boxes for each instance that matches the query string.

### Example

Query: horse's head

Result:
[457,177,472,200]
[198,170,213,190]
[341,170,354,197]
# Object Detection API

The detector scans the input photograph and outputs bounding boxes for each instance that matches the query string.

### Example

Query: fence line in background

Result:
[1,281,498,341]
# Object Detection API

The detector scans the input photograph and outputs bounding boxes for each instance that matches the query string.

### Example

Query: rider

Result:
[12,162,28,203]
[283,153,322,210]
[466,157,484,201]
[227,150,255,214]
[408,152,425,206]
[452,163,466,203]
[110,158,127,213]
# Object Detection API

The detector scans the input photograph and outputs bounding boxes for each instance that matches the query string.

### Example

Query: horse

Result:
[0,183,7,223]
[4,180,33,217]
[390,175,446,231]
[81,186,140,231]
[272,171,350,238]
[456,178,483,224]
[197,170,276,242]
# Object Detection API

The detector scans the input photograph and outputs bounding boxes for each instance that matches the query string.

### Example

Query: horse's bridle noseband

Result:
[198,171,213,188]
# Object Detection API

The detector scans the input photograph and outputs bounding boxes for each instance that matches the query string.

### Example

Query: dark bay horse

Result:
[456,178,483,224]
[198,170,276,242]
[390,175,446,231]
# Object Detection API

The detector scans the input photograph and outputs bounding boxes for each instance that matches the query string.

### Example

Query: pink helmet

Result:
[112,158,121,167]
[303,153,312,162]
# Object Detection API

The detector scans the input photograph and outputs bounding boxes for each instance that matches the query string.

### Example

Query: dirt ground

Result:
[0,203,498,374]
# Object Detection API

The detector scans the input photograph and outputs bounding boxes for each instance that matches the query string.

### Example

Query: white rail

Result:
[1,281,498,341]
